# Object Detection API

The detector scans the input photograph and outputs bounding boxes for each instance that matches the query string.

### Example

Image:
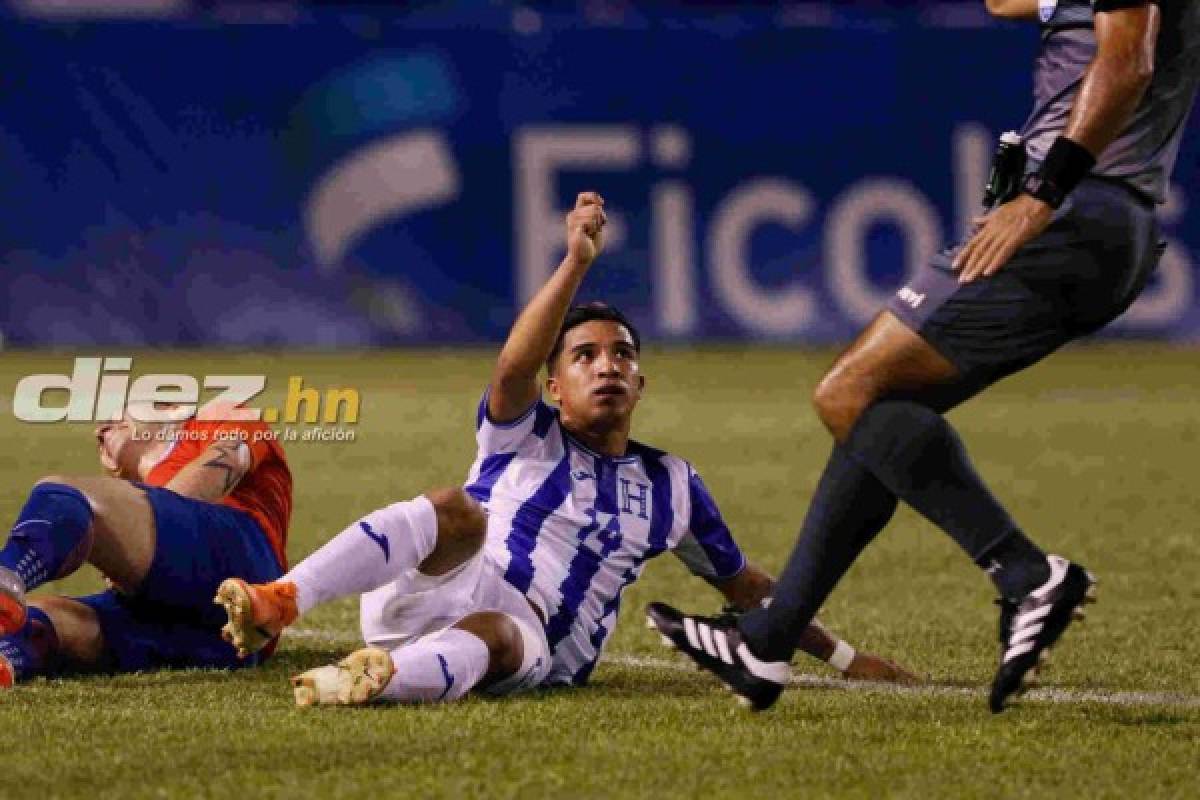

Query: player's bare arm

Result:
[712,561,774,610]
[984,0,1038,20]
[1063,3,1159,153]
[488,192,607,423]
[956,2,1160,281]
[95,410,252,504]
[165,441,252,503]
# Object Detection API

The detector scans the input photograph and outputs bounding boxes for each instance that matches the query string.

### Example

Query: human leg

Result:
[217,488,488,657]
[732,310,1051,664]
[291,487,487,609]
[653,188,1159,708]
[0,476,157,634]
[293,559,551,709]
[0,604,63,686]
[2,595,153,684]
[0,477,157,590]
[649,307,1076,708]
[292,609,545,707]
[0,588,275,687]
[796,192,1161,611]
[291,545,551,708]
[1,484,283,684]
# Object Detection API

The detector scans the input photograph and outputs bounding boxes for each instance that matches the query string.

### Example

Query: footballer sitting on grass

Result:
[215,192,918,707]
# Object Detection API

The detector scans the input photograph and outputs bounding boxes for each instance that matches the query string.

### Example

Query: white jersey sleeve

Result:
[473,387,559,456]
[465,388,564,507]
[670,465,747,581]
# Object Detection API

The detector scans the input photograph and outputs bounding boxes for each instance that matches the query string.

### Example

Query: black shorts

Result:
[888,177,1164,387]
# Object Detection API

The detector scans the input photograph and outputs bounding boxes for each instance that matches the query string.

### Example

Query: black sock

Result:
[844,400,1049,599]
[739,446,898,661]
[975,532,1052,600]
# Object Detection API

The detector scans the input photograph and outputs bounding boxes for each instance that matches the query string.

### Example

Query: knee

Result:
[454,611,523,677]
[34,475,74,490]
[425,488,486,550]
[22,479,95,528]
[30,478,93,512]
[812,371,871,442]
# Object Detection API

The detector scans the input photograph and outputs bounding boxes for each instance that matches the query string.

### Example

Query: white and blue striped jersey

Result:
[464,391,746,686]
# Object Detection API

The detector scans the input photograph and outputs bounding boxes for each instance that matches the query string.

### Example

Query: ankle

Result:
[980,539,1050,600]
[261,580,300,623]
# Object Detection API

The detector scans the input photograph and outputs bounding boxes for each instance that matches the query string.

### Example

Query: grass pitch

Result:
[1,345,1197,799]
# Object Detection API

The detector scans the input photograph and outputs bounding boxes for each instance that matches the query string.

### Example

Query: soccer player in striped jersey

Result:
[216,192,917,706]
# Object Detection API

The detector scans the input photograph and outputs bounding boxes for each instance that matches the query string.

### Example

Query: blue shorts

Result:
[75,485,284,673]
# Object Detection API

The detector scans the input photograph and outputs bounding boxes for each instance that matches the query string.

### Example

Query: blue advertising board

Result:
[1,9,1197,345]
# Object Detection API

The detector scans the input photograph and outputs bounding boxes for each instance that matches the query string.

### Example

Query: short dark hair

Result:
[546,302,642,373]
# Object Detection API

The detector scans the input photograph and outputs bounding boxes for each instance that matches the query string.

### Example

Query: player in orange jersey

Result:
[0,404,291,686]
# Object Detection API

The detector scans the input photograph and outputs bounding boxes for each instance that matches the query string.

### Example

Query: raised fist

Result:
[565,191,607,267]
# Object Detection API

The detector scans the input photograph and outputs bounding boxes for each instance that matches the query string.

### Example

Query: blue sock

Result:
[0,483,94,591]
[739,446,898,661]
[0,606,59,682]
[843,401,1049,599]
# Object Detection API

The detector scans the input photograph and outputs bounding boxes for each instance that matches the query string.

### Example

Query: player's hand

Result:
[953,193,1054,283]
[565,191,607,267]
[841,651,924,686]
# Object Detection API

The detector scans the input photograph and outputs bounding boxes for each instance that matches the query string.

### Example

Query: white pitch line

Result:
[288,628,360,644]
[605,654,1200,710]
[284,629,1200,710]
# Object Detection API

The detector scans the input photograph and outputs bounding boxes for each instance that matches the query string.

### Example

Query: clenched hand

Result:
[565,191,607,267]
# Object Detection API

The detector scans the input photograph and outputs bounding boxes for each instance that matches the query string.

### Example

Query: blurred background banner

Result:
[2,3,1197,346]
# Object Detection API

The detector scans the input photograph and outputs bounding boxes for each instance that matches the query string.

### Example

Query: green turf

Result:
[1,346,1198,799]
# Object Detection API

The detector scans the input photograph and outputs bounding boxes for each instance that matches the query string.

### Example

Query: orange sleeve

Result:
[184,419,278,467]
[219,420,277,469]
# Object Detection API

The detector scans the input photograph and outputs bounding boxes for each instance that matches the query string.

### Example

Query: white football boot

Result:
[291,647,395,708]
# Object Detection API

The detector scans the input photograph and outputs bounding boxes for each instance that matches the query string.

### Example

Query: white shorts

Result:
[359,550,552,696]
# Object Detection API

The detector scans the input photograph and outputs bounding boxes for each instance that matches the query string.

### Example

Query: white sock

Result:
[285,496,438,614]
[380,628,490,704]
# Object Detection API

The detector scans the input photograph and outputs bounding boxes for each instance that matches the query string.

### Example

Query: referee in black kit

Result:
[648,0,1199,713]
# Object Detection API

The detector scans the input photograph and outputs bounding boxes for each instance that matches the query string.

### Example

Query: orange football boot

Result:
[0,567,27,637]
[213,578,298,658]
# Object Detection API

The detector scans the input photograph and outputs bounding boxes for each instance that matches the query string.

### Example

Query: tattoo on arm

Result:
[203,443,247,494]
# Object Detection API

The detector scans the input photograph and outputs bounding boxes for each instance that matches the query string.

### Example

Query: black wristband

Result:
[1022,136,1096,209]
